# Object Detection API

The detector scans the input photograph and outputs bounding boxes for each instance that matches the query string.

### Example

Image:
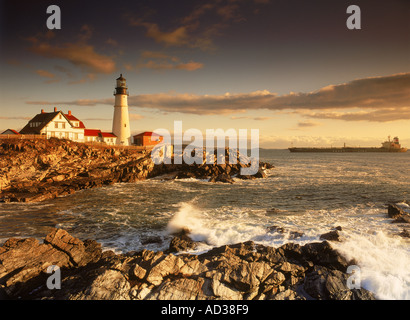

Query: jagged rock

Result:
[211,278,242,300]
[301,241,350,271]
[0,236,71,298]
[304,266,375,300]
[267,225,304,240]
[0,228,102,298]
[208,173,234,184]
[0,229,377,300]
[0,139,273,202]
[272,288,305,300]
[388,203,406,219]
[397,229,410,238]
[145,254,185,286]
[69,269,131,300]
[44,228,102,267]
[167,229,198,253]
[150,278,209,300]
[320,230,342,242]
[388,203,410,223]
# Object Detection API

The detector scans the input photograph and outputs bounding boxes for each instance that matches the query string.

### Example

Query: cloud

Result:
[129,113,144,121]
[128,51,203,72]
[289,120,322,131]
[126,0,253,51]
[68,73,97,85]
[106,38,118,46]
[26,98,114,106]
[128,19,190,47]
[54,65,74,78]
[26,27,116,75]
[306,108,410,122]
[137,60,203,72]
[296,120,321,128]
[30,43,115,74]
[35,69,60,84]
[25,73,410,122]
[230,116,272,121]
[0,116,31,120]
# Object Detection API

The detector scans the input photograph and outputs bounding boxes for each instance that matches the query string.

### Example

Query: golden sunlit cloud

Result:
[25,73,410,122]
[26,27,116,75]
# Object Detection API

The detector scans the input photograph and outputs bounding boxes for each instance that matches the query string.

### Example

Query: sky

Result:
[0,0,409,148]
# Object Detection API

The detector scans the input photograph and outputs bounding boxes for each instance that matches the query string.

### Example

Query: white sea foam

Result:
[166,201,410,299]
[333,231,410,300]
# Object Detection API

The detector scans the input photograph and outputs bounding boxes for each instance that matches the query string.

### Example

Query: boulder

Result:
[0,228,102,298]
[319,230,341,242]
[301,241,349,271]
[397,229,410,238]
[149,277,209,300]
[304,266,375,300]
[208,173,234,184]
[0,229,377,300]
[167,229,198,253]
[69,269,131,300]
[145,254,185,286]
[44,228,102,267]
[388,203,410,223]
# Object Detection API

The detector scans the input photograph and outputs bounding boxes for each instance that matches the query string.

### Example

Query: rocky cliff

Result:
[0,228,375,300]
[0,138,273,203]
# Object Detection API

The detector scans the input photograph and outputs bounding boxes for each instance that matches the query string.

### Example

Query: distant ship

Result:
[289,136,408,153]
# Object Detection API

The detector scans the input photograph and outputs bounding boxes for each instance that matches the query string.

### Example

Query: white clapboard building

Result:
[19,108,86,142]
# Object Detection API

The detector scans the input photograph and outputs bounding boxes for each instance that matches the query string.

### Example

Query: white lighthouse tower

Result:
[112,74,131,145]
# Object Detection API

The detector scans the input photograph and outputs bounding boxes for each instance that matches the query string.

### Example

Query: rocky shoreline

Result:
[0,228,376,300]
[0,139,273,203]
[1,139,408,300]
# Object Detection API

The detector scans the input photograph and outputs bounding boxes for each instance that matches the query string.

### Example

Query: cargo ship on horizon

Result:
[288,136,408,153]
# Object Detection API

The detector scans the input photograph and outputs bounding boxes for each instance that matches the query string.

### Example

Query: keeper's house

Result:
[19,108,85,142]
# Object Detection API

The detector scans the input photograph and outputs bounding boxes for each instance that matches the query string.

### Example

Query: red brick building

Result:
[133,132,163,146]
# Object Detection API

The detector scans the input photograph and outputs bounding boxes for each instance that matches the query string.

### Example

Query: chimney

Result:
[54,107,57,112]
[68,110,72,116]
[41,109,45,114]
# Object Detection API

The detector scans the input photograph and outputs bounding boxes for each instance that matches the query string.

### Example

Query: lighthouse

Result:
[112,74,131,145]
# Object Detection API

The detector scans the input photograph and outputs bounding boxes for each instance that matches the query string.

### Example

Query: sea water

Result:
[0,149,409,299]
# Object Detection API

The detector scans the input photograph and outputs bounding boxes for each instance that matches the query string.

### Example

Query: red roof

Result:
[84,129,101,137]
[133,131,162,137]
[100,132,116,138]
[64,113,86,128]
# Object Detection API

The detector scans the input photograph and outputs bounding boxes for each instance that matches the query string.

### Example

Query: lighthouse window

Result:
[124,124,127,127]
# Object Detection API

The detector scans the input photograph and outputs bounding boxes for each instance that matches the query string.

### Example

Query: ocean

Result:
[0,149,409,300]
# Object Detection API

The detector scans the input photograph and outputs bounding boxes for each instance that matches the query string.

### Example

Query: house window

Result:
[75,133,78,140]
[55,122,58,128]
[62,123,65,129]
[59,115,62,119]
